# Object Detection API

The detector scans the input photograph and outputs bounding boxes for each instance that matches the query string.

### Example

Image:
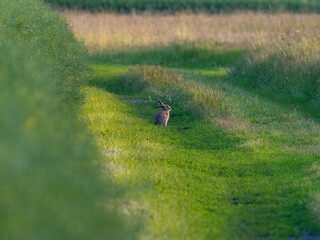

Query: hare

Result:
[154,100,171,127]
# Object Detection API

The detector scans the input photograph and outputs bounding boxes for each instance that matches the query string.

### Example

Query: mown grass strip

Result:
[83,63,320,239]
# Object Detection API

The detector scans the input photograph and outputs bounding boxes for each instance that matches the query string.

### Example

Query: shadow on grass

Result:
[89,43,244,69]
[226,50,320,122]
[88,63,244,152]
[227,78,320,122]
[87,63,320,239]
[87,41,320,237]
[179,67,320,123]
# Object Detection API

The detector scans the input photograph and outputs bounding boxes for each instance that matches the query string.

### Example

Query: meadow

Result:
[64,11,320,52]
[64,11,320,239]
[2,0,320,239]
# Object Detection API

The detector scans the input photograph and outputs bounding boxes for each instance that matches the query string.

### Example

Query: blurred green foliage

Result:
[45,0,320,13]
[0,0,134,239]
[0,0,90,105]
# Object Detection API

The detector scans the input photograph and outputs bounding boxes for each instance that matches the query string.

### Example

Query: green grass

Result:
[82,51,320,238]
[4,1,320,238]
[46,0,320,13]
[0,0,90,105]
[0,0,135,239]
[91,43,243,69]
[231,37,320,119]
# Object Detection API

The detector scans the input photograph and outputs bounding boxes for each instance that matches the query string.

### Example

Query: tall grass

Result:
[47,0,320,13]
[0,0,133,239]
[63,11,320,53]
[122,65,228,117]
[231,37,320,105]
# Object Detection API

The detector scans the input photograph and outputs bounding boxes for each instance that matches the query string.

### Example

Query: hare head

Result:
[155,100,171,111]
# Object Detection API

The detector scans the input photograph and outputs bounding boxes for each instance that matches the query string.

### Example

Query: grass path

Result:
[82,63,320,239]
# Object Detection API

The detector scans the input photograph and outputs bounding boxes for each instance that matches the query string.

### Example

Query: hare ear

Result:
[155,100,164,109]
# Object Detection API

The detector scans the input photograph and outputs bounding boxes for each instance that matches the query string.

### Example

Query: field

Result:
[2,0,320,239]
[64,11,320,239]
[48,0,320,13]
[65,12,320,52]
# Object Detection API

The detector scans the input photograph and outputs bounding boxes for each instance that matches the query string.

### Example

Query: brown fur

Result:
[154,101,171,127]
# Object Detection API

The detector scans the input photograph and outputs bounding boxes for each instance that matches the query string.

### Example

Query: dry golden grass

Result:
[63,11,320,52]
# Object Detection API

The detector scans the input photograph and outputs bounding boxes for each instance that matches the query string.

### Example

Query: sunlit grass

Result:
[82,63,320,239]
[63,11,320,53]
[64,8,320,239]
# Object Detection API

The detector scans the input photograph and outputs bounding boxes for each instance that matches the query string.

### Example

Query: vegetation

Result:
[47,0,320,13]
[82,61,320,239]
[64,11,320,52]
[64,11,320,238]
[231,37,320,107]
[0,0,134,239]
[0,0,90,104]
[2,1,320,238]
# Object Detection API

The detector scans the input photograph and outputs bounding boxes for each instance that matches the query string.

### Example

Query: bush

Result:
[0,0,133,239]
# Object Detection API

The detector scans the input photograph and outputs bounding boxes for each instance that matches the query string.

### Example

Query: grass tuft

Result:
[121,65,228,118]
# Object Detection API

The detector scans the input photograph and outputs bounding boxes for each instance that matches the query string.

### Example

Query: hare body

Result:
[155,111,170,126]
[154,101,171,127]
